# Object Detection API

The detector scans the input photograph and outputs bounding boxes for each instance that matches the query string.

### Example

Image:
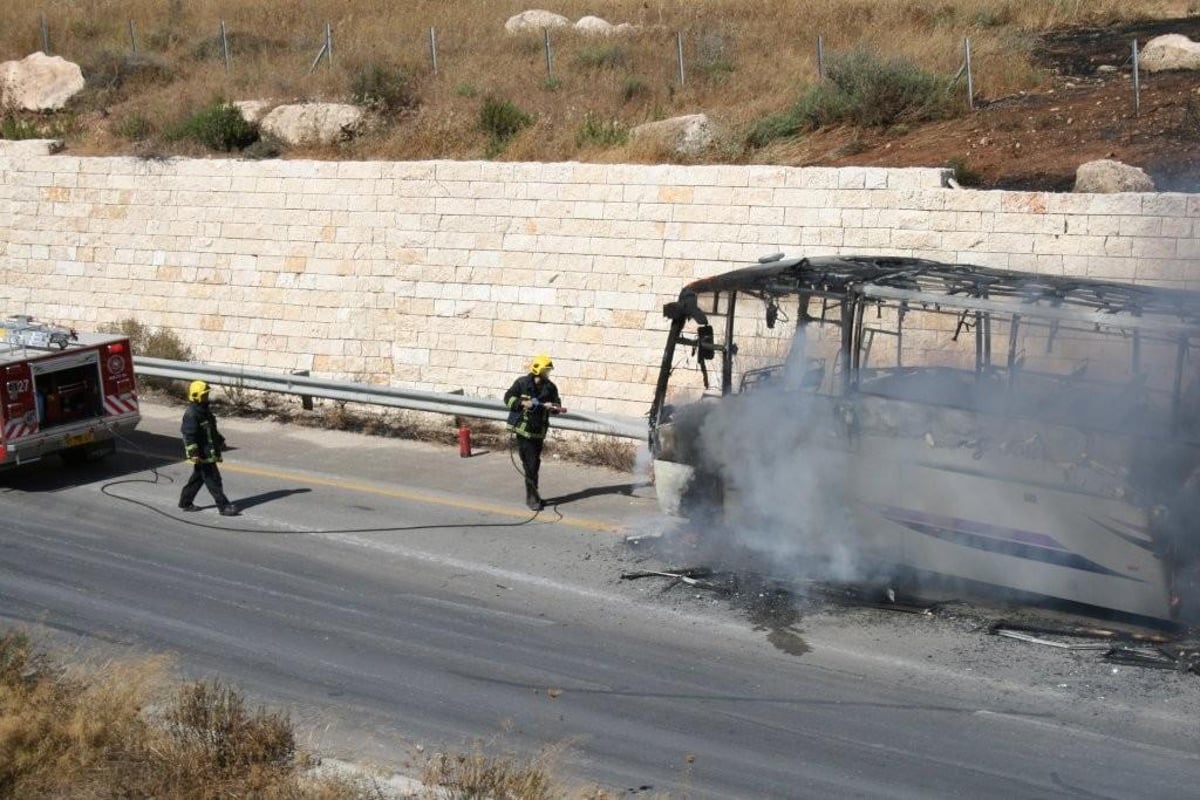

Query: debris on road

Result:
[619,566,727,592]
[988,620,1200,675]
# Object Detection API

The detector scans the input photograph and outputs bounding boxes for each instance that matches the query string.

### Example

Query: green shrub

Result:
[242,133,285,160]
[167,101,259,152]
[621,76,647,102]
[573,44,628,70]
[541,75,563,91]
[0,115,47,140]
[747,49,958,147]
[350,62,419,114]
[114,114,153,141]
[454,82,479,97]
[479,96,533,154]
[576,112,628,148]
[746,110,806,149]
[814,49,957,127]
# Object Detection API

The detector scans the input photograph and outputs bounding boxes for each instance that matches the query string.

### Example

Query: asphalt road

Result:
[1,401,1197,798]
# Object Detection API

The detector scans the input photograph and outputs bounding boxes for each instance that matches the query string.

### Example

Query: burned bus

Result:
[648,254,1200,624]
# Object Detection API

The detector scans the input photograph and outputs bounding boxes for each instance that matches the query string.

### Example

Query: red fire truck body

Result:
[0,316,140,468]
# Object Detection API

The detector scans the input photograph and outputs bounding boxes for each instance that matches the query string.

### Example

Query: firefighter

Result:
[504,355,563,511]
[178,380,239,516]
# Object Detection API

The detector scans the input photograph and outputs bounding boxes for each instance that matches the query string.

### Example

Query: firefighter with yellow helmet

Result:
[504,355,564,510]
[178,380,239,516]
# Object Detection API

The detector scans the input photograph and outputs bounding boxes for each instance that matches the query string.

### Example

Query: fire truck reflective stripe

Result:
[103,394,138,415]
[4,418,33,439]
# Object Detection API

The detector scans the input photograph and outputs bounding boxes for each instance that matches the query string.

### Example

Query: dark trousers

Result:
[517,436,544,500]
[179,462,231,509]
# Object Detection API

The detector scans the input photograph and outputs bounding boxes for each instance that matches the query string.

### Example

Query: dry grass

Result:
[0,630,648,800]
[0,1,1190,160]
[420,742,650,800]
[0,629,362,799]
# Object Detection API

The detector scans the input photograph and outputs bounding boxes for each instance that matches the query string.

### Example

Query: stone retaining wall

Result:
[1,141,1196,417]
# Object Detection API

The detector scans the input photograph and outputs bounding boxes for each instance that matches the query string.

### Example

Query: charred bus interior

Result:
[649,255,1200,626]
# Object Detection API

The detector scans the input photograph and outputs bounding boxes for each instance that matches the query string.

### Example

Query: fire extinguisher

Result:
[458,424,472,458]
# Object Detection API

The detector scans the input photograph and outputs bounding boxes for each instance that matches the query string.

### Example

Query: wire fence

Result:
[28,10,1166,120]
[30,14,993,109]
[27,12,1160,117]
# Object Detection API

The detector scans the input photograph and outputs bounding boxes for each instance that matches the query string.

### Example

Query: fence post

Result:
[676,31,685,86]
[544,28,553,78]
[308,25,331,74]
[1132,39,1140,117]
[39,13,50,54]
[964,36,974,110]
[129,20,137,56]
[816,35,824,80]
[220,20,231,74]
[429,26,438,76]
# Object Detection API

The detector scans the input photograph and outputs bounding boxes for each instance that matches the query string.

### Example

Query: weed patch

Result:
[555,433,637,472]
[573,44,628,71]
[102,318,192,395]
[0,630,639,798]
[621,77,647,103]
[350,62,419,114]
[166,99,259,152]
[0,114,72,140]
[576,112,628,148]
[113,113,153,141]
[166,680,295,772]
[479,95,532,155]
[748,49,960,147]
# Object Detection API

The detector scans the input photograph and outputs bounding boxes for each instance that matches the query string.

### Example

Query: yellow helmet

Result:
[529,355,554,377]
[187,380,211,403]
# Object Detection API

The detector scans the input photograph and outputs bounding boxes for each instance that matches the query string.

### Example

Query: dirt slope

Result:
[771,16,1200,192]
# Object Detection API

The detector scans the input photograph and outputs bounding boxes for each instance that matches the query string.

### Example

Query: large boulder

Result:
[575,16,616,35]
[259,103,364,146]
[631,113,714,157]
[1139,34,1200,72]
[1073,159,1156,193]
[0,52,85,111]
[504,10,571,34]
[0,138,63,156]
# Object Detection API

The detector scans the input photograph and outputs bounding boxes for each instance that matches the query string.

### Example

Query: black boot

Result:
[526,488,542,511]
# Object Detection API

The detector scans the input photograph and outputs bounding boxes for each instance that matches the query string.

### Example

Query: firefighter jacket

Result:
[181,402,226,464]
[504,374,561,440]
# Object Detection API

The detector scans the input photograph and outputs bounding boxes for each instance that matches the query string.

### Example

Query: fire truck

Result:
[0,316,140,469]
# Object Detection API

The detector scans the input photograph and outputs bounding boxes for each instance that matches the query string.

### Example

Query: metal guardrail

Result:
[133,357,648,441]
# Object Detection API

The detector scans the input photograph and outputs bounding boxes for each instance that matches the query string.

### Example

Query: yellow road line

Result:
[224,461,623,533]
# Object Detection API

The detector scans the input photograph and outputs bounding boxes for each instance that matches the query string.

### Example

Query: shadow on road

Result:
[233,487,312,511]
[543,481,648,507]
[0,429,183,493]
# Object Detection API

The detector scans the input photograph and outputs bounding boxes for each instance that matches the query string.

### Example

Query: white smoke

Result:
[689,332,867,584]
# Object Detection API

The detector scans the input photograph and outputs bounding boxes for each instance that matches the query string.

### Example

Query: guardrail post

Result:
[292,370,313,410]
